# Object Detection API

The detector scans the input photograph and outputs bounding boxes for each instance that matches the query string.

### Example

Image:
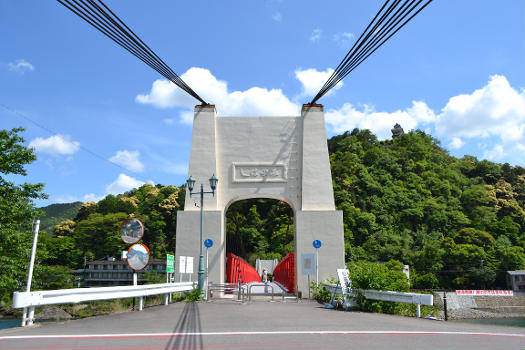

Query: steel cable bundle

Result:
[311,0,433,104]
[57,0,207,104]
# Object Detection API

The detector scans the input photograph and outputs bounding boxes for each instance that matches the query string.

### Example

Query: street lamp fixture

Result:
[186,174,218,292]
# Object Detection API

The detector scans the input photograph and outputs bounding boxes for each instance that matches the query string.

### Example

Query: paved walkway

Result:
[0,300,523,349]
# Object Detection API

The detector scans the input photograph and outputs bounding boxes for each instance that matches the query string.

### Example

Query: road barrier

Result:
[13,282,195,326]
[323,282,433,317]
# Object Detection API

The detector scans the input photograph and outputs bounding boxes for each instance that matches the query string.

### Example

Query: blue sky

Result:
[1,0,524,207]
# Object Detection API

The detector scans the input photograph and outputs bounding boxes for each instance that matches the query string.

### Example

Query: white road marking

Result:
[1,330,524,340]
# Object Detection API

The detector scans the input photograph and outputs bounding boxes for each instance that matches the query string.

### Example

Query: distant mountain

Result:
[38,202,83,233]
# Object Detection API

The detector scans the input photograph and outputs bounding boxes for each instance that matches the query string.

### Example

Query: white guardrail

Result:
[13,282,195,326]
[322,282,433,318]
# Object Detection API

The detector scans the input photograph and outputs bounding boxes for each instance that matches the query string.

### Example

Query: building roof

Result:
[507,270,525,275]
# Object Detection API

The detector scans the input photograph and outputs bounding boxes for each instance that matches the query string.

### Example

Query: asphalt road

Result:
[1,300,523,349]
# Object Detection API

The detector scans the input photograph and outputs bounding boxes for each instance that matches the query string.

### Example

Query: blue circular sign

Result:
[204,238,213,248]
[313,240,322,249]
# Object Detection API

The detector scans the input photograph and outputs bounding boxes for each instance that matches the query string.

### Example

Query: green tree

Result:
[0,127,47,302]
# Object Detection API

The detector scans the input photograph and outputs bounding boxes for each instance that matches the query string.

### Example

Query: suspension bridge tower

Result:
[175,104,345,296]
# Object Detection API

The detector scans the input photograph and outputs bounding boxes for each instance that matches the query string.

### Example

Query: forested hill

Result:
[39,201,83,233]
[329,128,524,288]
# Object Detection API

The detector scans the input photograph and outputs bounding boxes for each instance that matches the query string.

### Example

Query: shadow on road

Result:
[164,302,203,350]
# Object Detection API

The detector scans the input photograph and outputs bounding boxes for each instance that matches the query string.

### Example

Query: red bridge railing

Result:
[226,253,262,284]
[273,252,295,293]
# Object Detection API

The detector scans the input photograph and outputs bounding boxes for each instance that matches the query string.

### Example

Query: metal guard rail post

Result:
[248,283,274,302]
[205,282,242,301]
[13,282,195,326]
[322,282,433,318]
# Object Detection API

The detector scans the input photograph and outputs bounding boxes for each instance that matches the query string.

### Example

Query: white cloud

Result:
[448,137,465,149]
[8,59,35,74]
[325,101,433,140]
[54,193,104,203]
[325,75,524,162]
[179,110,194,125]
[136,67,299,122]
[310,28,321,43]
[483,144,505,161]
[29,134,80,156]
[163,118,175,125]
[109,150,144,172]
[294,68,343,97]
[272,12,282,22]
[333,32,355,48]
[406,101,436,123]
[56,174,153,203]
[106,173,152,195]
[435,75,525,143]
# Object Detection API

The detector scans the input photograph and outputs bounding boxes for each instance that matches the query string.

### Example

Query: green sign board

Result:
[166,254,174,273]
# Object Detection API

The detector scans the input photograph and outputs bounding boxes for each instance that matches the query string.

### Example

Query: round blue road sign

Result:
[313,240,322,249]
[204,238,213,248]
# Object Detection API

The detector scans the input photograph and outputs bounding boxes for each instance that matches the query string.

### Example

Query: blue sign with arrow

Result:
[313,240,322,249]
[204,238,213,248]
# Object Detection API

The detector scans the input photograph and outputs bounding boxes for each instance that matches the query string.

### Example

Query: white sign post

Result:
[179,256,186,282]
[186,256,194,282]
[313,240,322,285]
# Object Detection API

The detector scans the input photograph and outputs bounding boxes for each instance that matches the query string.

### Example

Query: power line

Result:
[1,103,155,185]
[311,0,433,104]
[57,0,207,105]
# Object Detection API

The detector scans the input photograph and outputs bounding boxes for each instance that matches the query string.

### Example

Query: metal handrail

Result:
[205,282,246,301]
[248,283,275,301]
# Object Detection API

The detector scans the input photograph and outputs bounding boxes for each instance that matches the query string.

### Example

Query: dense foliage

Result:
[226,199,294,265]
[329,128,525,289]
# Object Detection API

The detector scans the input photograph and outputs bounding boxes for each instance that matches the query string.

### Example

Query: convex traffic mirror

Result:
[127,243,150,271]
[120,218,144,244]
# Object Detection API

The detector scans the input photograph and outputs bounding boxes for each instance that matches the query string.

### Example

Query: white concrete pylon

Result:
[175,104,344,296]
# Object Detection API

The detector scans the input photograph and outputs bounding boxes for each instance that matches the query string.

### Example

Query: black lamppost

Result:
[186,174,218,292]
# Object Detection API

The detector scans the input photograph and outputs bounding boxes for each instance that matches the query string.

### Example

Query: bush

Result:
[184,288,203,302]
[347,260,409,314]
[310,278,337,304]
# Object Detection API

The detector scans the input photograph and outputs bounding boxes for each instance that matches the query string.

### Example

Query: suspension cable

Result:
[310,0,433,104]
[57,0,207,104]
